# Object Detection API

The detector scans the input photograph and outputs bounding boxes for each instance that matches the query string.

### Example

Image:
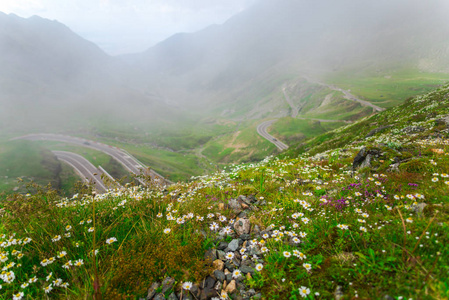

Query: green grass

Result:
[0,140,77,195]
[270,118,327,142]
[327,68,449,108]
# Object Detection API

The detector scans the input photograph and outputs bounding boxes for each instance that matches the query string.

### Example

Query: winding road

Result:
[52,151,109,193]
[257,80,368,150]
[256,120,289,151]
[12,133,172,186]
[303,77,385,112]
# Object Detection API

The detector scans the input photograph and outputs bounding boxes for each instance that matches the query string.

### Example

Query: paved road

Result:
[52,151,108,193]
[256,120,289,151]
[296,117,353,123]
[13,133,172,186]
[303,77,385,112]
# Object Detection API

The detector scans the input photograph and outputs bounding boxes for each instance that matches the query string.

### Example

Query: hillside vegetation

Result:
[1,84,449,299]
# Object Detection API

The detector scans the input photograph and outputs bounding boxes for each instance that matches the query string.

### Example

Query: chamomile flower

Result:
[299,286,310,298]
[13,292,24,300]
[283,251,291,258]
[182,282,193,290]
[255,263,263,271]
[163,228,171,234]
[303,263,312,271]
[225,252,234,260]
[74,259,84,267]
[43,285,53,294]
[106,237,117,244]
[232,269,243,280]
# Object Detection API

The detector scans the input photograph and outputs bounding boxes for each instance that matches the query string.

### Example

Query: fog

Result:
[1,0,449,141]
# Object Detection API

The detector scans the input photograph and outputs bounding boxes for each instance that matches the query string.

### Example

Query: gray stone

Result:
[383,295,394,300]
[240,233,251,240]
[202,276,216,290]
[365,125,393,138]
[153,294,165,300]
[146,282,161,300]
[228,239,240,251]
[168,292,178,300]
[190,284,200,298]
[228,198,242,213]
[247,289,256,296]
[214,281,222,291]
[352,147,367,169]
[217,250,226,260]
[252,225,260,234]
[214,270,226,282]
[237,211,248,218]
[200,288,217,300]
[240,265,255,275]
[226,272,233,282]
[217,241,228,250]
[253,293,262,299]
[360,154,372,169]
[234,218,251,236]
[204,249,217,262]
[161,277,175,294]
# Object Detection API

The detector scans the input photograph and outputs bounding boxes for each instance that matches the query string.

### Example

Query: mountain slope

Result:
[126,0,449,108]
[0,13,178,135]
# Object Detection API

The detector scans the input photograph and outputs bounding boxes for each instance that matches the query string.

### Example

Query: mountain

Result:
[0,12,175,134]
[125,0,449,108]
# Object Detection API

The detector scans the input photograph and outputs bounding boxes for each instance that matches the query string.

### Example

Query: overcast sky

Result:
[0,0,257,55]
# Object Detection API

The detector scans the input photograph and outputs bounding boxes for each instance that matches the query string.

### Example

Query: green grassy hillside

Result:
[1,84,449,299]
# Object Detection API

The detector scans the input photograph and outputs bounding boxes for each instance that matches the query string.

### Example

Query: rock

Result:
[240,265,255,275]
[200,287,217,300]
[217,242,228,250]
[190,284,201,298]
[359,154,372,169]
[218,203,225,210]
[239,233,251,240]
[352,147,367,169]
[213,259,225,271]
[146,282,161,300]
[252,225,260,234]
[383,295,394,300]
[217,250,226,260]
[225,261,235,272]
[334,285,344,300]
[179,293,193,300]
[214,270,226,282]
[202,276,216,290]
[247,289,256,297]
[247,195,257,203]
[365,125,393,138]
[228,239,240,251]
[253,293,262,299]
[214,281,222,291]
[161,277,175,294]
[237,211,248,218]
[153,294,165,300]
[234,219,251,236]
[249,245,261,256]
[204,249,217,262]
[168,292,178,300]
[225,280,237,294]
[228,198,242,213]
[246,273,252,281]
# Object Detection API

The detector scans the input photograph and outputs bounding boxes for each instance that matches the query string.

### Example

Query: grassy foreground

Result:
[1,84,449,299]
